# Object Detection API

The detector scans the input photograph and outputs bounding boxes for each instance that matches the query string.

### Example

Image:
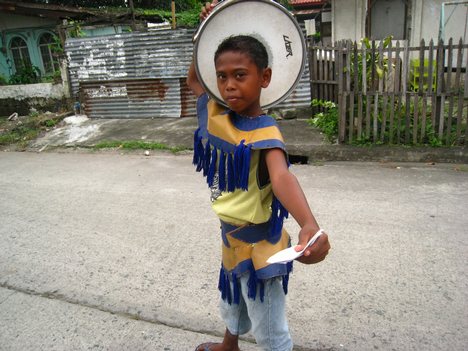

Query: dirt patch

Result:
[0,111,73,151]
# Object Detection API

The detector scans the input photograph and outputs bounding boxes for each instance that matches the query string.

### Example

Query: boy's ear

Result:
[261,67,272,88]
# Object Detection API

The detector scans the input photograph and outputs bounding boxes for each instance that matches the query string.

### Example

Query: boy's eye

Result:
[235,72,246,79]
[216,73,226,80]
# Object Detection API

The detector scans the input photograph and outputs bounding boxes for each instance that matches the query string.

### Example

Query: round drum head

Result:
[193,0,306,109]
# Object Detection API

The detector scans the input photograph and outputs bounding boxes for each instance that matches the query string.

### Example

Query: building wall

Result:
[331,0,367,42]
[411,0,468,44]
[331,0,467,45]
[0,13,134,80]
[0,14,57,79]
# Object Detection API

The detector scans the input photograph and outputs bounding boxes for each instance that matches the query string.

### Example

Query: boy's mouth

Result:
[226,96,241,103]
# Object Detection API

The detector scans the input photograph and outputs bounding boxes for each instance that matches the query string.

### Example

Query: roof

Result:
[0,1,164,26]
[0,0,99,20]
[289,0,329,6]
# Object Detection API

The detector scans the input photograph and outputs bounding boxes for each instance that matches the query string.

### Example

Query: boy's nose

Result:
[225,79,236,91]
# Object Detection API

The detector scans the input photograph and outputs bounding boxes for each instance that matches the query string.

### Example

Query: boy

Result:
[187,2,330,350]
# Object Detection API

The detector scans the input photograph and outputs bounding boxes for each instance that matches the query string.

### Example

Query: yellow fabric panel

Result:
[207,100,284,145]
[222,228,290,271]
[212,150,273,226]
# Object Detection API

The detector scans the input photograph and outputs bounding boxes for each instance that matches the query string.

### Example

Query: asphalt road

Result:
[0,151,467,351]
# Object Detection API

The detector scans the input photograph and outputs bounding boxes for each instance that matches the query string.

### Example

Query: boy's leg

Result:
[196,277,251,351]
[195,329,240,351]
[240,275,293,351]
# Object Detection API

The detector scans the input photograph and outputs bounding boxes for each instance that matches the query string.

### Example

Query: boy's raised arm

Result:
[186,1,219,97]
[187,61,205,97]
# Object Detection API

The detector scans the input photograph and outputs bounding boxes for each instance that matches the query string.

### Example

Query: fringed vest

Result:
[193,94,292,304]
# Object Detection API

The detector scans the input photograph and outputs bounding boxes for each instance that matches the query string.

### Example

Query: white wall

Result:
[332,0,367,42]
[331,0,467,45]
[0,82,65,100]
[411,0,468,44]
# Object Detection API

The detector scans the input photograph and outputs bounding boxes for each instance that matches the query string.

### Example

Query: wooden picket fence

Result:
[309,38,468,146]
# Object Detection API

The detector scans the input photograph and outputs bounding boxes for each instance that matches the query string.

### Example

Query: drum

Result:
[193,0,306,109]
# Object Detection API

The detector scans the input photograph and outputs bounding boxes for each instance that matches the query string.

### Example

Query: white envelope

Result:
[266,229,324,264]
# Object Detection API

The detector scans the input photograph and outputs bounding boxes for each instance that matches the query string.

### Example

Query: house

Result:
[331,0,468,45]
[0,0,165,116]
[288,0,333,44]
[0,1,99,81]
[0,0,165,82]
[289,0,467,45]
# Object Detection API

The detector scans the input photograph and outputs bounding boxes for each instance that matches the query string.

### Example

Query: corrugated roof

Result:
[289,0,328,6]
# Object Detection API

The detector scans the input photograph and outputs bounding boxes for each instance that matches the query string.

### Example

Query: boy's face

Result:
[215,50,271,117]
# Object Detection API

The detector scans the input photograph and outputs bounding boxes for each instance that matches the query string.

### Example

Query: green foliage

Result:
[308,99,339,143]
[41,70,62,84]
[50,35,64,55]
[308,96,464,147]
[350,36,393,91]
[9,63,41,85]
[68,21,85,38]
[138,8,200,27]
[349,96,464,147]
[0,75,8,86]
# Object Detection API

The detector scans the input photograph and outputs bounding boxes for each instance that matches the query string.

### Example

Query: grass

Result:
[93,140,187,153]
[0,112,64,150]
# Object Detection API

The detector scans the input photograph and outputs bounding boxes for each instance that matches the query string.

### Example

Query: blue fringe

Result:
[218,266,235,305]
[227,153,235,192]
[282,261,294,295]
[218,151,226,191]
[225,273,232,305]
[232,272,240,305]
[234,140,244,187]
[218,267,226,300]
[207,146,217,187]
[219,264,292,304]
[259,280,265,302]
[202,140,211,177]
[269,196,289,244]
[240,144,251,190]
[247,265,258,300]
[193,128,204,172]
[193,135,253,194]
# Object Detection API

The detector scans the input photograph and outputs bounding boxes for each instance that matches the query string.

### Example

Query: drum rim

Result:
[192,0,306,110]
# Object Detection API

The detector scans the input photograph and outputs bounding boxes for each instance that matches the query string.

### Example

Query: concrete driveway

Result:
[0,151,467,350]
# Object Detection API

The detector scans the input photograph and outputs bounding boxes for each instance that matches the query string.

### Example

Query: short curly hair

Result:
[214,35,269,70]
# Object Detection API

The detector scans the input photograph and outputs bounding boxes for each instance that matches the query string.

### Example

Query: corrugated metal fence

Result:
[66,28,311,119]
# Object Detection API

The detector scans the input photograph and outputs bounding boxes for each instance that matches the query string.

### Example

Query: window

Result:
[10,36,31,71]
[39,33,59,74]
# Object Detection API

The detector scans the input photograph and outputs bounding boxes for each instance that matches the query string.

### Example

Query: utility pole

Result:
[171,1,176,29]
[128,0,136,31]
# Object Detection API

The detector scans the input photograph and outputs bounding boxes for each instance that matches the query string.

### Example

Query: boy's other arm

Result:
[264,148,330,264]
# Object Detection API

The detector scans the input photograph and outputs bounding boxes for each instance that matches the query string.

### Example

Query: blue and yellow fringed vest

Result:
[193,93,293,304]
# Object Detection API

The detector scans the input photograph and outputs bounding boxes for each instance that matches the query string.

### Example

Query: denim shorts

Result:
[219,272,293,351]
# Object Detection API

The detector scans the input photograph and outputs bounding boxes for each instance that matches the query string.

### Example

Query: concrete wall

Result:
[331,0,367,42]
[0,82,65,100]
[0,59,71,116]
[331,0,467,45]
[411,0,468,44]
[0,82,69,116]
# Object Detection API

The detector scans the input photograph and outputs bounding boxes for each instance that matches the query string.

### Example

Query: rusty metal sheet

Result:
[80,78,196,118]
